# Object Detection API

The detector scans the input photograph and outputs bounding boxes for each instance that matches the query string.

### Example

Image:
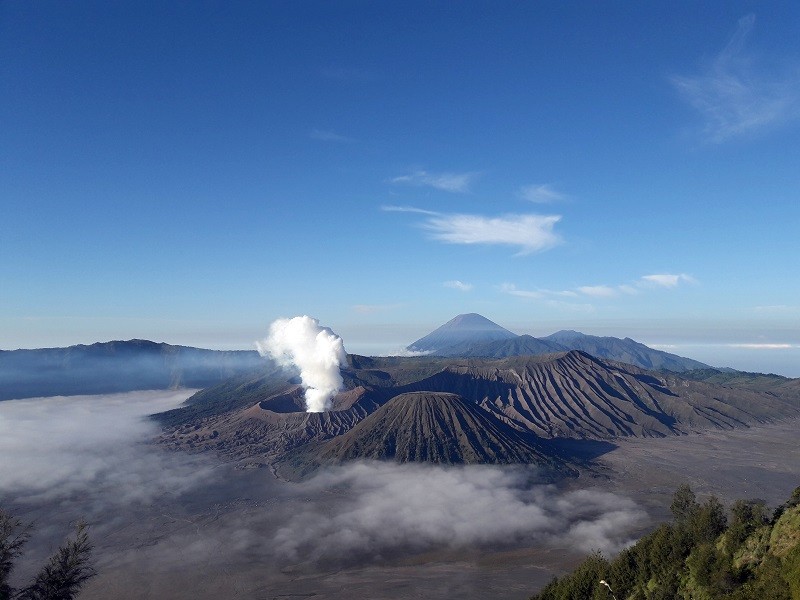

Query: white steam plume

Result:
[256,316,347,412]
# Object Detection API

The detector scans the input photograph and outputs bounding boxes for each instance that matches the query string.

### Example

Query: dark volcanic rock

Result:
[315,392,567,468]
[404,351,798,438]
[159,352,800,474]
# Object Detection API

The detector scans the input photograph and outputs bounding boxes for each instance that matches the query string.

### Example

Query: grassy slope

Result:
[530,487,800,600]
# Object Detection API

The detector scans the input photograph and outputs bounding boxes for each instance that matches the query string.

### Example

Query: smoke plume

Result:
[256,316,347,412]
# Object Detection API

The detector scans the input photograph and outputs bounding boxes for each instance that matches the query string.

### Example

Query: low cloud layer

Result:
[0,390,213,506]
[273,463,646,565]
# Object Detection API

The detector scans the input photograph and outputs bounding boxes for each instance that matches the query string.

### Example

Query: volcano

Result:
[407,313,517,354]
[159,350,800,477]
[314,391,569,468]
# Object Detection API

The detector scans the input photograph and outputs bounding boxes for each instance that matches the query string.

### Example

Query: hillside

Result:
[542,330,710,371]
[0,340,266,400]
[531,485,800,600]
[448,334,568,358]
[392,351,798,438]
[312,392,570,468]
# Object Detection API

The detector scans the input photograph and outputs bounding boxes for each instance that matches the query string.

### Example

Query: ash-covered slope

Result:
[396,351,800,439]
[314,392,568,468]
[160,350,800,472]
[407,313,517,354]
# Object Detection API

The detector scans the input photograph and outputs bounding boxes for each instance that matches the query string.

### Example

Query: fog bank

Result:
[0,390,213,506]
[274,462,647,565]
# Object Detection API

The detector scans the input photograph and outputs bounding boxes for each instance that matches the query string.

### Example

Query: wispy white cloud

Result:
[310,129,355,143]
[577,285,618,298]
[390,170,479,193]
[671,14,800,142]
[639,273,696,288]
[544,300,596,313]
[500,284,592,312]
[388,348,433,357]
[424,213,562,255]
[753,305,800,314]
[729,343,796,350]
[500,283,544,299]
[352,303,402,314]
[381,204,440,216]
[443,280,473,292]
[518,184,566,203]
[386,207,563,255]
[500,283,583,299]
[502,272,695,304]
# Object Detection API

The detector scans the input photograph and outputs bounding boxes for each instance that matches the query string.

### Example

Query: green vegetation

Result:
[0,510,95,600]
[531,485,800,600]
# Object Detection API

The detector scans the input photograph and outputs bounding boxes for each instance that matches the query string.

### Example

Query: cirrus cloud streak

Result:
[389,170,479,193]
[501,272,696,305]
[384,206,563,256]
[671,14,800,143]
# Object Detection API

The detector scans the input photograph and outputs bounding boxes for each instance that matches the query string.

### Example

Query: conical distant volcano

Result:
[407,313,517,354]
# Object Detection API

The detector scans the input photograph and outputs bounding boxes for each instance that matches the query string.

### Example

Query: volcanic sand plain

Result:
[3,391,798,600]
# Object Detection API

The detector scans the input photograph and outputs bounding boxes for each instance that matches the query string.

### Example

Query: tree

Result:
[690,495,727,545]
[727,499,767,553]
[670,484,699,526]
[0,511,94,600]
[1,511,31,600]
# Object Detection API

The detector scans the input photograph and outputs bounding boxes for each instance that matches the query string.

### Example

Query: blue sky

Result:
[2,2,800,375]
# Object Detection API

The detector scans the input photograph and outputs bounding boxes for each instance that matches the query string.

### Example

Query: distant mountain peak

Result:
[543,330,587,342]
[444,313,512,330]
[407,314,517,353]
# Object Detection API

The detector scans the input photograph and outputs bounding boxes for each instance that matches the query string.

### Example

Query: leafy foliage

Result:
[0,512,94,600]
[531,485,800,600]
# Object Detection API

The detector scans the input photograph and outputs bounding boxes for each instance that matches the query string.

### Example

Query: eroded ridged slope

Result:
[316,392,568,470]
[398,351,800,438]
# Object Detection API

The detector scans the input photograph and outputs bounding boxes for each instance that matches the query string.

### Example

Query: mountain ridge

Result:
[405,314,710,372]
[0,340,266,400]
[158,351,800,476]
